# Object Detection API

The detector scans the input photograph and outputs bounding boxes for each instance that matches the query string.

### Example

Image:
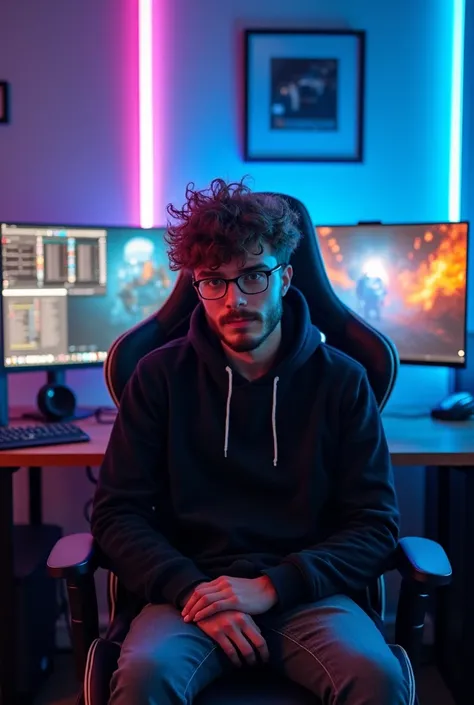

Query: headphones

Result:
[36,383,77,422]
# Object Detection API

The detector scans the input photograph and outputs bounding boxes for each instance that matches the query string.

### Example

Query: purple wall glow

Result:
[0,0,140,227]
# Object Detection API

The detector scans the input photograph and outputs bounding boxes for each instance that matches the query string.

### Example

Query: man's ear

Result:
[282,264,293,296]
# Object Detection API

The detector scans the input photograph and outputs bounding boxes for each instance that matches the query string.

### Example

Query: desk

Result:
[0,412,473,704]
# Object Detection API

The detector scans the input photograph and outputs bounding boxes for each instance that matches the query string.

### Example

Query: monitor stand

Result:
[22,370,96,423]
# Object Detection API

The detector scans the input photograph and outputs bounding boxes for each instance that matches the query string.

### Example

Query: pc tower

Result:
[13,524,62,704]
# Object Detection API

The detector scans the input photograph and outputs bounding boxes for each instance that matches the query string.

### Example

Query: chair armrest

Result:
[47,532,98,580]
[395,536,452,587]
[394,537,452,673]
[47,532,101,682]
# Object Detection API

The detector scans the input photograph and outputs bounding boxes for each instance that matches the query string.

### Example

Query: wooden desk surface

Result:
[0,412,113,467]
[382,414,474,466]
[0,409,473,468]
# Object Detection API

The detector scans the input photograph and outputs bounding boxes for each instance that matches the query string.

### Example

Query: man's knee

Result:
[110,645,184,703]
[343,649,411,704]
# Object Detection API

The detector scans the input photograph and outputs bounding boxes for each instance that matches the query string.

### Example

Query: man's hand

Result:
[195,610,269,668]
[181,575,278,622]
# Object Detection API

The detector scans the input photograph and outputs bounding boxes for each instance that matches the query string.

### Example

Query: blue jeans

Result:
[108,595,411,704]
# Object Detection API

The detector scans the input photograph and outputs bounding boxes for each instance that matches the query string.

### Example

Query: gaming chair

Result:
[47,194,452,705]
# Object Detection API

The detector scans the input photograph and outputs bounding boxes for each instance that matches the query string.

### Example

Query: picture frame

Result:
[0,82,10,124]
[244,29,365,162]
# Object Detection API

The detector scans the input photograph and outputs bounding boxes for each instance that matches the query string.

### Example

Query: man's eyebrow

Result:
[196,263,271,278]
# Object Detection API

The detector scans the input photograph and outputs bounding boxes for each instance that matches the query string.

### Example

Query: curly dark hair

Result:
[165,177,302,272]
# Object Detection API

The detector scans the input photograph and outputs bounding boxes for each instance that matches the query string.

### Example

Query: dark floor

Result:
[33,653,455,705]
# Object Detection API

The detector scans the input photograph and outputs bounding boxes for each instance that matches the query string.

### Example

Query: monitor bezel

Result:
[0,221,168,374]
[314,219,470,369]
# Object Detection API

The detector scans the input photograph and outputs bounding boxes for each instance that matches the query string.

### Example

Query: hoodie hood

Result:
[188,286,323,465]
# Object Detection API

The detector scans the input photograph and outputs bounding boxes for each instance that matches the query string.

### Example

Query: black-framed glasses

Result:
[193,264,285,300]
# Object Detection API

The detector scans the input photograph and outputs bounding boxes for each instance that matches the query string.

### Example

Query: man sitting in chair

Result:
[91,178,410,704]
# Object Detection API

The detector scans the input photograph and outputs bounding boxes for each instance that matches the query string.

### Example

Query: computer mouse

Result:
[430,392,474,421]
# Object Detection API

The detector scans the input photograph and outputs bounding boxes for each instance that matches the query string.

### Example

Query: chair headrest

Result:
[104,194,399,409]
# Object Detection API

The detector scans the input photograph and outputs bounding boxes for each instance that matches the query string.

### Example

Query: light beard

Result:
[219,300,283,353]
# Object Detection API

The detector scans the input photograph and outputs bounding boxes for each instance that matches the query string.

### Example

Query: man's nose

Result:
[225,281,247,307]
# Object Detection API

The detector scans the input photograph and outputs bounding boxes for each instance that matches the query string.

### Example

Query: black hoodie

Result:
[91,287,399,613]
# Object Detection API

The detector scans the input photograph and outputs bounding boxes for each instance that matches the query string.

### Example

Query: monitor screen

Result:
[0,223,178,370]
[316,222,469,366]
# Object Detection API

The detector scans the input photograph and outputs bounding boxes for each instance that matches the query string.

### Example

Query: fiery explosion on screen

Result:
[396,224,466,313]
[318,223,467,320]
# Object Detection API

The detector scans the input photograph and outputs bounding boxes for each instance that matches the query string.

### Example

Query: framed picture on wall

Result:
[0,82,10,124]
[244,29,365,162]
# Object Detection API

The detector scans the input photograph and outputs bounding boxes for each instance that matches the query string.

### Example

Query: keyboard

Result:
[0,421,91,450]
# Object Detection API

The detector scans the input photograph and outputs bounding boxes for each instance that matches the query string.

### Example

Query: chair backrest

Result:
[104,194,399,410]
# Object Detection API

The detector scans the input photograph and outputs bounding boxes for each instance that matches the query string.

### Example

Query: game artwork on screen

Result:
[316,223,468,364]
[68,228,179,354]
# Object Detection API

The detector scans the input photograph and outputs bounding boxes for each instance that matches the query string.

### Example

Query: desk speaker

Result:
[36,383,77,421]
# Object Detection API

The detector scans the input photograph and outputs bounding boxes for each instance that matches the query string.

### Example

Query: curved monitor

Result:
[316,221,469,367]
[0,223,178,372]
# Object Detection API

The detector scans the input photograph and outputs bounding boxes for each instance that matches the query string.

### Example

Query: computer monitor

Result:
[315,221,469,366]
[0,222,178,373]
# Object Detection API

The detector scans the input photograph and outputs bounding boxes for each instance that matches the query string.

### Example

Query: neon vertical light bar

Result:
[139,0,154,228]
[449,0,466,222]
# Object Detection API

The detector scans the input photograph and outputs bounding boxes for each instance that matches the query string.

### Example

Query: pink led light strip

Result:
[139,0,154,228]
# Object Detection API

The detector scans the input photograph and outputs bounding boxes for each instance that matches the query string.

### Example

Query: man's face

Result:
[193,245,293,353]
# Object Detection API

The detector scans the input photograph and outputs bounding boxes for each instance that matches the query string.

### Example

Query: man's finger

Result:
[217,635,242,668]
[243,624,270,663]
[227,628,258,667]
[192,598,236,622]
[182,590,227,621]
[181,583,220,616]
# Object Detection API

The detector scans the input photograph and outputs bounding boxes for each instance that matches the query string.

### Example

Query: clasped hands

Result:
[181,575,278,623]
[180,575,278,668]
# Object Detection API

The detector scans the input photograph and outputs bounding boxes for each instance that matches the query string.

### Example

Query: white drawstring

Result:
[223,367,279,466]
[224,366,233,458]
[272,377,279,466]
